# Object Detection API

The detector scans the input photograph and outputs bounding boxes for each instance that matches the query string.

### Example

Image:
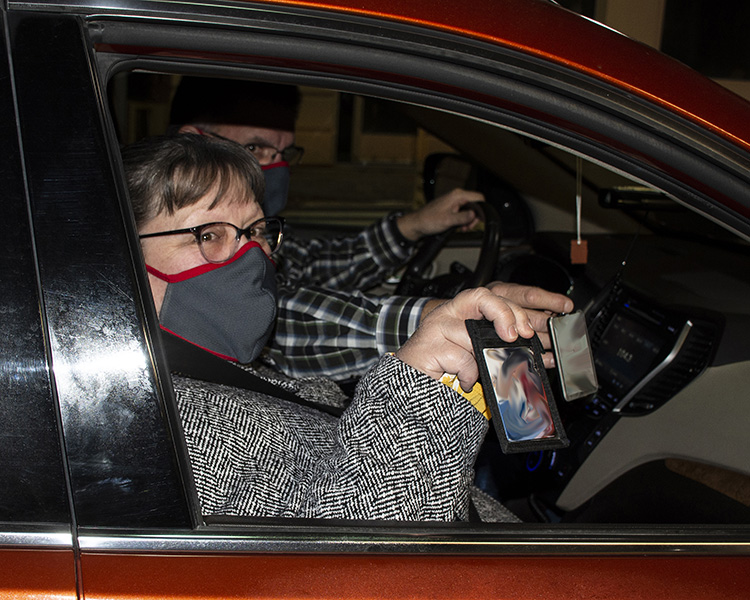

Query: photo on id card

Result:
[466,319,568,454]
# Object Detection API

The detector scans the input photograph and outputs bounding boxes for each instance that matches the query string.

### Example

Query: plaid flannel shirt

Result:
[264,213,432,381]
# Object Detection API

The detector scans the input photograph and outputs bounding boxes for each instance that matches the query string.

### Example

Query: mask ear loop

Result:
[570,156,588,264]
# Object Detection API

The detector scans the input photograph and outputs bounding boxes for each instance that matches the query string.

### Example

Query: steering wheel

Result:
[395,201,501,298]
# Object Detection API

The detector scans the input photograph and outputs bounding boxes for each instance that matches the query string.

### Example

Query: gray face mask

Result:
[147,242,277,363]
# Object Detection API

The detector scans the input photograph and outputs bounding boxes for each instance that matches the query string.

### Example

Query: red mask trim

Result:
[146,241,273,283]
[261,160,290,170]
[160,326,238,362]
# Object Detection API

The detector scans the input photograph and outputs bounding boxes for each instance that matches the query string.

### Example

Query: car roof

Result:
[236,0,750,153]
[13,0,750,153]
[10,0,750,183]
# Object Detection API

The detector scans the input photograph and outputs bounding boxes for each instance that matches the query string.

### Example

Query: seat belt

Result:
[161,331,344,417]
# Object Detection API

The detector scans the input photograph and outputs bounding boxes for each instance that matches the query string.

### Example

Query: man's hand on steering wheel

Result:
[395,188,482,241]
[395,192,500,298]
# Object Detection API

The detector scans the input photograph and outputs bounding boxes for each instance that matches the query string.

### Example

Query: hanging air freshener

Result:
[570,156,588,264]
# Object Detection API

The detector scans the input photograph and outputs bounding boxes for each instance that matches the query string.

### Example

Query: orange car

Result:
[1,0,749,597]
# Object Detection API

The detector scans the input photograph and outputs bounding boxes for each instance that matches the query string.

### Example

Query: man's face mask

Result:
[147,242,277,363]
[261,162,290,216]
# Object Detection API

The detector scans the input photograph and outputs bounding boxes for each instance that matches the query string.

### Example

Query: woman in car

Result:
[125,133,561,521]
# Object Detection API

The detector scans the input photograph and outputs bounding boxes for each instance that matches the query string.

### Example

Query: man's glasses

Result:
[139,217,284,263]
[200,129,304,165]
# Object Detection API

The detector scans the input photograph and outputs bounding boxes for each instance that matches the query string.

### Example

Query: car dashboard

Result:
[483,230,750,523]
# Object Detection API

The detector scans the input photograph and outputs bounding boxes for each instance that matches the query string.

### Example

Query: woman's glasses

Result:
[139,216,284,263]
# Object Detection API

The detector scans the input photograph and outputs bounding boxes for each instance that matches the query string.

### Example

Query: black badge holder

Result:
[466,319,568,454]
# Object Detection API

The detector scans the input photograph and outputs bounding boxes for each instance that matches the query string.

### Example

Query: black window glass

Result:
[11,14,193,528]
[0,17,69,523]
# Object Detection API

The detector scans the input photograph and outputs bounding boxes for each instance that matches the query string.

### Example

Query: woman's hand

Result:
[415,281,573,369]
[396,287,535,391]
[485,281,573,366]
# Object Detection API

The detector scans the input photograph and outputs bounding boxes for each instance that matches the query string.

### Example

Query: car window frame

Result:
[92,14,750,234]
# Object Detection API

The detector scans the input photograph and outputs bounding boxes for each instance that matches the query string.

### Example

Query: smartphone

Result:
[466,319,568,454]
[548,311,598,402]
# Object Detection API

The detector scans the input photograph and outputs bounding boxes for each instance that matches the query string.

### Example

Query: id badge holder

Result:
[466,319,568,454]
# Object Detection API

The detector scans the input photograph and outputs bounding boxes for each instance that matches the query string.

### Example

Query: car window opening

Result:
[110,70,750,527]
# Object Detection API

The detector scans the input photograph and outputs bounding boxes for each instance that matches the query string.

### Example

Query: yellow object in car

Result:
[440,373,490,420]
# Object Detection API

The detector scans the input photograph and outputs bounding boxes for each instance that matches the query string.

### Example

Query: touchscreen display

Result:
[595,313,663,393]
[483,347,556,441]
